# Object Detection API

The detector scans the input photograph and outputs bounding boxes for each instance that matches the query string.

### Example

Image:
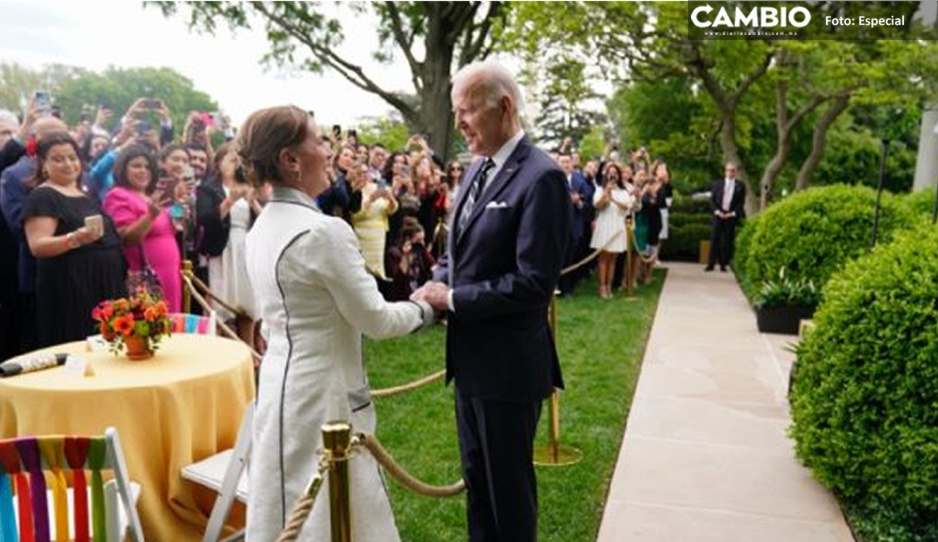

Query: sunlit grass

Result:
[366,271,666,541]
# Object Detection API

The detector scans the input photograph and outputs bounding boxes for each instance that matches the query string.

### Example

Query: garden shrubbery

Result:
[738,185,916,296]
[790,223,938,541]
[903,188,937,219]
[660,194,711,262]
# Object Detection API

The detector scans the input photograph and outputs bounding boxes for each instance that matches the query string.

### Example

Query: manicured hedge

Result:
[903,188,937,218]
[739,184,916,294]
[660,195,711,262]
[731,214,761,301]
[790,224,938,541]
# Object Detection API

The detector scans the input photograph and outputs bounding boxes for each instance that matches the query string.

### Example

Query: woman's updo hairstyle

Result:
[235,105,310,189]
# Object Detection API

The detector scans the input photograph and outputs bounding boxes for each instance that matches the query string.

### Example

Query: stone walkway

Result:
[596,262,853,542]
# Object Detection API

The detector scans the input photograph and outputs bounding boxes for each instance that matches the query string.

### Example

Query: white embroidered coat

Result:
[245,187,431,542]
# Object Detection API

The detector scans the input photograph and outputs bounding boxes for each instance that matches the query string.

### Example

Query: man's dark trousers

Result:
[708,216,738,268]
[456,389,542,542]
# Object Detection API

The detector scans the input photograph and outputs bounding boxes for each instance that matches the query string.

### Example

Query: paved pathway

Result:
[596,262,853,542]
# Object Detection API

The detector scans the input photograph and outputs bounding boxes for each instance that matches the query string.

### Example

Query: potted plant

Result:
[753,268,820,335]
[92,288,172,360]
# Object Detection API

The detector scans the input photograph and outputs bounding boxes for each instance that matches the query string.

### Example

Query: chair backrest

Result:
[0,427,144,542]
[169,312,217,336]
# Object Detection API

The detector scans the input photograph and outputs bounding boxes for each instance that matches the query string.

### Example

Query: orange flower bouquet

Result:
[92,288,172,359]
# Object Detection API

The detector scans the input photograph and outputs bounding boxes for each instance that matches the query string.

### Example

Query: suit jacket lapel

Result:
[456,137,530,246]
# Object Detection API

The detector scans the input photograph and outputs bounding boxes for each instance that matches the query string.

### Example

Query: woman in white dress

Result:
[197,143,261,347]
[239,106,435,542]
[590,163,635,299]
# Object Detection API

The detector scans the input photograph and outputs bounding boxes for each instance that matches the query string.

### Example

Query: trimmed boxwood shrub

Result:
[660,194,711,262]
[740,184,916,294]
[790,224,938,541]
[903,188,937,219]
[732,214,761,301]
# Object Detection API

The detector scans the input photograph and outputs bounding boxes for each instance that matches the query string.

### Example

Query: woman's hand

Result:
[72,226,98,245]
[229,183,251,202]
[147,190,168,218]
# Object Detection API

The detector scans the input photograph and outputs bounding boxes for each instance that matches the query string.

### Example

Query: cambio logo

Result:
[691,4,812,28]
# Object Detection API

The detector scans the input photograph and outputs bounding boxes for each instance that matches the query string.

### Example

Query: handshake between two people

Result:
[410,280,451,317]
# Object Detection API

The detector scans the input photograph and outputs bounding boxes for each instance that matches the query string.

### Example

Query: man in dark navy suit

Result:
[707,161,747,272]
[412,61,572,542]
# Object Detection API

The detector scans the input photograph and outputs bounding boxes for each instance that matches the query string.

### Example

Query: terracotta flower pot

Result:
[123,335,154,361]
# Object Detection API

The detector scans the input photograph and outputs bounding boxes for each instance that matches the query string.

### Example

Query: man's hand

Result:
[411,280,450,313]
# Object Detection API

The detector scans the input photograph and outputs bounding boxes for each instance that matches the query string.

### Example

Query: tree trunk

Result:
[718,110,758,215]
[417,3,459,159]
[419,52,454,160]
[796,94,850,191]
[761,80,792,210]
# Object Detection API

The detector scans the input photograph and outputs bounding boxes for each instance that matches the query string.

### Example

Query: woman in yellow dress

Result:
[352,175,398,279]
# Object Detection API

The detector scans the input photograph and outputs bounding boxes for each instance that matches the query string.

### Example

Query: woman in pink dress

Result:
[102,144,182,311]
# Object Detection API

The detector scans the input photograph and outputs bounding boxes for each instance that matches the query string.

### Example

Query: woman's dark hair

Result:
[80,133,110,165]
[400,222,424,244]
[28,131,84,189]
[603,163,625,190]
[235,105,310,188]
[445,159,464,188]
[383,152,403,185]
[159,143,189,166]
[113,144,159,192]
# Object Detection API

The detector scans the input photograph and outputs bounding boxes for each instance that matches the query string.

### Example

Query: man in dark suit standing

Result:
[707,161,747,272]
[557,152,593,295]
[413,61,572,542]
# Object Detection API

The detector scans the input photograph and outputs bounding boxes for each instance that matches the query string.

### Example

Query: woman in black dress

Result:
[638,171,663,285]
[22,132,126,346]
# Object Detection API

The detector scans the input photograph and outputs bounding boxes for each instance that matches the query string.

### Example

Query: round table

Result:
[0,334,256,541]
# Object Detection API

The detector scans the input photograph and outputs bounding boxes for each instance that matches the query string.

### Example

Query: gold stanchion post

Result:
[533,292,583,467]
[323,421,353,542]
[182,260,193,314]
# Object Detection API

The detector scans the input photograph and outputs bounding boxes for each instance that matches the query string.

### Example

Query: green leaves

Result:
[753,267,820,309]
[791,224,938,540]
[740,184,916,295]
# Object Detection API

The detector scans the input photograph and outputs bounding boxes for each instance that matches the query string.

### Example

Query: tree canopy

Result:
[154,1,509,159]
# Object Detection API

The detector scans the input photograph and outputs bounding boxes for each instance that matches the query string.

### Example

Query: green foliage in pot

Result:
[752,268,820,310]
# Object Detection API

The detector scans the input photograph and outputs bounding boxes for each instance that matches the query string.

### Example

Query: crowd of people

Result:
[0,93,677,361]
[0,58,704,542]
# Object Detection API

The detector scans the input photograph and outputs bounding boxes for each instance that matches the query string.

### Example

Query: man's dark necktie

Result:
[458,158,495,235]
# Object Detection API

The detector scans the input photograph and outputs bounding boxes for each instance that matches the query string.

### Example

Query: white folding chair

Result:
[181,402,253,542]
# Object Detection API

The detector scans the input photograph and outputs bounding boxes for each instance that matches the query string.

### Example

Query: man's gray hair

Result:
[0,110,18,126]
[451,60,525,119]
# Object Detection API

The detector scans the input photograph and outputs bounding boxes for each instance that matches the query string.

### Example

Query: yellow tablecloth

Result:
[0,334,256,541]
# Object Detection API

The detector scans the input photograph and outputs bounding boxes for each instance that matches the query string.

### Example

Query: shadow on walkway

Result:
[596,262,853,542]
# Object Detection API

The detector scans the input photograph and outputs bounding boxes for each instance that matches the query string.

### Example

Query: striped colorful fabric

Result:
[87,439,107,542]
[0,470,16,542]
[0,435,111,542]
[64,437,91,542]
[170,313,213,335]
[16,438,49,542]
[37,439,68,542]
[172,314,186,334]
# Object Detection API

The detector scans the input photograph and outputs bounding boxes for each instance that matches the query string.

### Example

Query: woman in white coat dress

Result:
[239,106,435,542]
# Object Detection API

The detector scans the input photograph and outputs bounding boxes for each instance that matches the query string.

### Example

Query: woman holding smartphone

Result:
[103,143,182,311]
[22,131,126,346]
[352,161,398,280]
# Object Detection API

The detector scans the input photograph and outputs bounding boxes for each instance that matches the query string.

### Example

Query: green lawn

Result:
[365,271,665,541]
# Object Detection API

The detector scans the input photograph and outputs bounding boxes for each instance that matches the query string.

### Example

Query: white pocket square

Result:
[485,201,509,209]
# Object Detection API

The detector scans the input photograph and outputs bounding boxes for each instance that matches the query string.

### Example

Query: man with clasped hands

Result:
[412,61,572,542]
